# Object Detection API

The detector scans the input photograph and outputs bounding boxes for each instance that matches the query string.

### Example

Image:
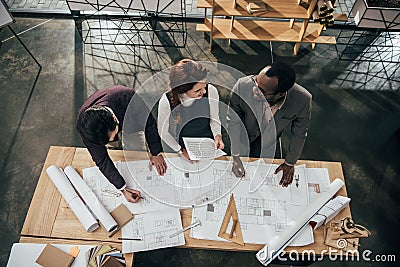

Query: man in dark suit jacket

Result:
[77,86,167,203]
[227,62,312,187]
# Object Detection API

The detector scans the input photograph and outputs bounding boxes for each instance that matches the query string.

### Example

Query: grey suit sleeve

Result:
[285,96,312,164]
[227,81,244,156]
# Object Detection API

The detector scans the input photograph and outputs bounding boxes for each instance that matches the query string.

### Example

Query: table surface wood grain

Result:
[19,146,356,266]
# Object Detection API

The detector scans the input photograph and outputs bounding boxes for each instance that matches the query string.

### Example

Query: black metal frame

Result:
[67,0,187,48]
[336,29,400,63]
[350,0,400,30]
[334,29,399,90]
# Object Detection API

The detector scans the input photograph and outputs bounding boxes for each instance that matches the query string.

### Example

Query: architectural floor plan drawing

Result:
[191,164,316,246]
[81,158,330,247]
[121,208,185,253]
[83,165,124,212]
[83,162,171,214]
[82,158,240,212]
[123,157,240,208]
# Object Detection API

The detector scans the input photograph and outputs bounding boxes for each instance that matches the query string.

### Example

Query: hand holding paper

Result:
[183,137,226,160]
[213,134,225,150]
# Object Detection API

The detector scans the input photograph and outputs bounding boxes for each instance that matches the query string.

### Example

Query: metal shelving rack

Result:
[66,0,187,47]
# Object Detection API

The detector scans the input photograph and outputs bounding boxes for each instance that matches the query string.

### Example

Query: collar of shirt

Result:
[104,106,119,124]
[178,93,201,107]
[263,92,287,122]
[267,92,287,115]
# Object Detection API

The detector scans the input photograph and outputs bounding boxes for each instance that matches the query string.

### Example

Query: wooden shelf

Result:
[196,18,336,44]
[333,13,348,21]
[215,0,311,19]
[197,0,213,9]
[198,0,348,21]
[196,0,341,54]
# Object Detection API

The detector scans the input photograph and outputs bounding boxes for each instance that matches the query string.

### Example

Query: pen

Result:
[118,237,143,241]
[132,193,145,200]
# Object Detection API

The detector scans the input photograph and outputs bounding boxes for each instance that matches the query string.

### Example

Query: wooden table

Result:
[20,146,355,266]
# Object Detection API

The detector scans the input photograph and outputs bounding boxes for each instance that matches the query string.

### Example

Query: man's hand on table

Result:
[122,188,142,203]
[148,154,167,175]
[232,155,245,178]
[275,162,294,187]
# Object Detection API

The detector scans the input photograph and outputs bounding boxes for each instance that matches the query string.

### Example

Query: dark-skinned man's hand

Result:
[148,154,167,175]
[274,162,294,187]
[232,155,245,178]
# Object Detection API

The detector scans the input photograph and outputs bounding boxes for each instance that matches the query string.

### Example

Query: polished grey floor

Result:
[0,16,399,267]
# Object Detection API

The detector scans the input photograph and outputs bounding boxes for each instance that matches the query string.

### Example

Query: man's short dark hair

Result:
[80,105,117,145]
[266,62,296,93]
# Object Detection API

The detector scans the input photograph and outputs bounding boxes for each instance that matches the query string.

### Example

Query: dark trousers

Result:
[249,136,261,158]
[249,135,282,159]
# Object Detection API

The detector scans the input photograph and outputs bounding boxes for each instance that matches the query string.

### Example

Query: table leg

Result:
[124,253,135,267]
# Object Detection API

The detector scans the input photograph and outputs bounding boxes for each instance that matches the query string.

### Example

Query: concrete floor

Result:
[0,16,399,267]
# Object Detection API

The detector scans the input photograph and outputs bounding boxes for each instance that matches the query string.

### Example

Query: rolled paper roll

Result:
[256,178,345,266]
[46,165,99,232]
[64,166,119,233]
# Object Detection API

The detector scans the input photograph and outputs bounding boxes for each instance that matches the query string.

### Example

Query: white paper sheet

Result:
[64,166,118,233]
[311,195,351,229]
[121,209,185,253]
[305,168,331,201]
[46,165,99,232]
[6,243,94,267]
[191,163,313,246]
[256,179,345,266]
[123,158,240,208]
[183,137,226,160]
[82,163,171,214]
[83,158,240,210]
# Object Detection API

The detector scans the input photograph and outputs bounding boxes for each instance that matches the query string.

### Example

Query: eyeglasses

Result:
[251,75,279,99]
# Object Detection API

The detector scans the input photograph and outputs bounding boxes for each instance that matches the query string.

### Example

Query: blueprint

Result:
[122,157,240,208]
[82,162,171,214]
[82,157,240,212]
[305,168,331,201]
[81,158,331,247]
[191,163,316,246]
[121,208,185,253]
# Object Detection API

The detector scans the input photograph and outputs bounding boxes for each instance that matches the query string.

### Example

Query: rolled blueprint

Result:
[64,166,118,233]
[310,195,351,229]
[256,178,344,266]
[46,165,99,232]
